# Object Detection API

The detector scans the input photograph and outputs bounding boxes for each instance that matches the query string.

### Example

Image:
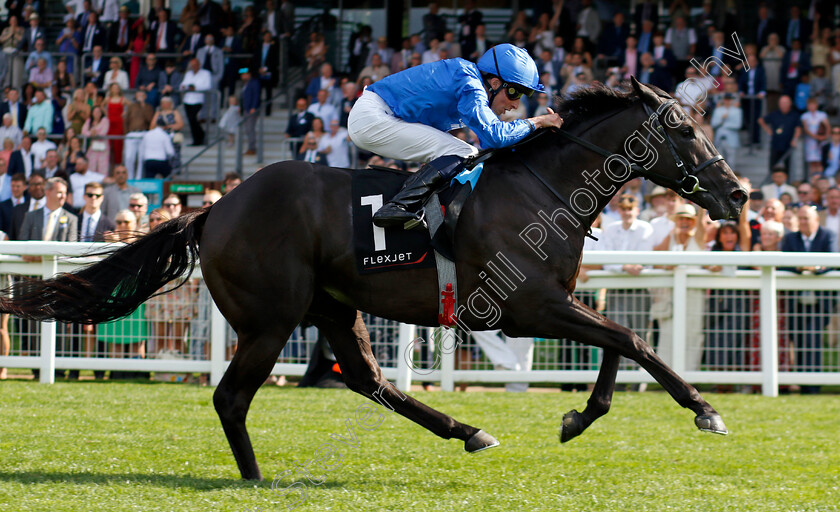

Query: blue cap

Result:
[477,44,544,95]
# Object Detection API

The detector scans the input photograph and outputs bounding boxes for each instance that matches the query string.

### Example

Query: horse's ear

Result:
[630,75,659,108]
[630,75,643,94]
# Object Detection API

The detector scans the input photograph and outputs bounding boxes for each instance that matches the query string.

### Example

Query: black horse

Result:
[0,78,746,480]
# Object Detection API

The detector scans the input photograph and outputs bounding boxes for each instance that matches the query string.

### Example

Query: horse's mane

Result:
[553,80,672,131]
[484,79,671,157]
[554,81,637,131]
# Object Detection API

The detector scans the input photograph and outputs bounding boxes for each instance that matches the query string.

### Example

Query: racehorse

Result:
[0,78,747,480]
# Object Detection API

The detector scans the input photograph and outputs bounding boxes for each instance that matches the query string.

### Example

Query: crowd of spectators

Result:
[0,0,293,191]
[287,2,840,177]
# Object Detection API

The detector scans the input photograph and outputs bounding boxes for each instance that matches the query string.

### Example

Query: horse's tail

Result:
[0,208,211,324]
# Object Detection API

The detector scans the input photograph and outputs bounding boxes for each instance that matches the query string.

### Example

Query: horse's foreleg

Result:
[521,294,727,437]
[560,349,619,443]
[315,305,496,453]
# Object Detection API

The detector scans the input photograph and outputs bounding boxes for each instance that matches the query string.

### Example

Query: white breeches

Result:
[347,89,478,163]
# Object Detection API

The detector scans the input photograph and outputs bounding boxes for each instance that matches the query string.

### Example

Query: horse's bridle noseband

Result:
[638,99,725,196]
[557,98,726,198]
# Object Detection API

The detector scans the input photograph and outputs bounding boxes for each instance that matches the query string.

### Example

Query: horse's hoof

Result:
[695,414,729,435]
[560,409,584,443]
[465,430,499,453]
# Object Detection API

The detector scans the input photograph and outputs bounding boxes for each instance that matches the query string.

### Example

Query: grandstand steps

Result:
[176,108,294,181]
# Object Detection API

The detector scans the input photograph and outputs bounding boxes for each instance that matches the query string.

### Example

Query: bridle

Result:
[495,94,728,239]
[556,98,726,197]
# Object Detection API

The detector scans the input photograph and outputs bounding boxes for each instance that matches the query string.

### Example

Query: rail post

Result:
[396,323,415,392]
[39,255,58,383]
[760,265,779,396]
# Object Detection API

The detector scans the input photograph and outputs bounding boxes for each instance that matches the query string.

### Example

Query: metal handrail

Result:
[177,88,286,180]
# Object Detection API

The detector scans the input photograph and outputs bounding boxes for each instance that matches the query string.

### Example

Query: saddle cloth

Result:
[350,165,481,275]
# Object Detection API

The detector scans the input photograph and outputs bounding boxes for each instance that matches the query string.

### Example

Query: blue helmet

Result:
[477,43,544,97]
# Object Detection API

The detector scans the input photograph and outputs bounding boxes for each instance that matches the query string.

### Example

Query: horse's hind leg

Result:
[311,296,497,453]
[560,349,619,443]
[213,322,295,480]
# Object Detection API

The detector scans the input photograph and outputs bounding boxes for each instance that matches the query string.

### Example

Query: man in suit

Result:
[296,132,326,164]
[818,187,840,252]
[108,5,133,53]
[149,8,178,53]
[780,39,811,97]
[821,125,840,179]
[738,54,767,146]
[197,34,224,120]
[9,170,45,240]
[0,88,26,130]
[18,176,78,380]
[0,172,26,234]
[180,23,204,59]
[18,12,45,53]
[598,11,630,61]
[780,205,834,394]
[197,0,223,38]
[8,134,33,178]
[761,168,800,204]
[78,181,114,242]
[285,97,314,154]
[367,36,395,69]
[305,62,339,105]
[462,23,491,63]
[240,67,260,155]
[422,2,446,47]
[80,11,107,54]
[783,6,811,49]
[633,0,658,33]
[261,0,280,38]
[19,176,77,241]
[76,0,95,30]
[101,164,141,220]
[0,155,12,202]
[84,45,107,88]
[256,30,279,115]
[457,0,482,48]
[754,5,777,49]
[220,25,243,98]
[35,149,63,179]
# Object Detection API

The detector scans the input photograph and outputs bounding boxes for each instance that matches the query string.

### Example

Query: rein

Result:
[554,98,725,197]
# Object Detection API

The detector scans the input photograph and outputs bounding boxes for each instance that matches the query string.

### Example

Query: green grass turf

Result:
[0,381,838,511]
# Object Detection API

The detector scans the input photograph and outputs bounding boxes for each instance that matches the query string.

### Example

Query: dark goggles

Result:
[502,82,532,101]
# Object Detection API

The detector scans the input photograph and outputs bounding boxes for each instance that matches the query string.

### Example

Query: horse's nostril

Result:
[730,189,746,204]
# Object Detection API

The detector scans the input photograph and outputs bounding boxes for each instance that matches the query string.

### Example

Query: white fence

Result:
[1,243,839,397]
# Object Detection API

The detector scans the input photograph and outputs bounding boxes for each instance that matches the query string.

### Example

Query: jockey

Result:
[348,43,564,229]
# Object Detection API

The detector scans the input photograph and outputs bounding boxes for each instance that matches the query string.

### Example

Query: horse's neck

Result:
[529,107,642,228]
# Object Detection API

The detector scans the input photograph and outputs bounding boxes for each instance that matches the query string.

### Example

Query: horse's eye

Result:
[682,127,694,138]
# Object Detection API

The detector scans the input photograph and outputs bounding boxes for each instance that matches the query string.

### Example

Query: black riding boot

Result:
[372,155,464,229]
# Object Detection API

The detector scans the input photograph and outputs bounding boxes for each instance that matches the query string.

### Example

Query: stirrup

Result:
[403,208,427,230]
